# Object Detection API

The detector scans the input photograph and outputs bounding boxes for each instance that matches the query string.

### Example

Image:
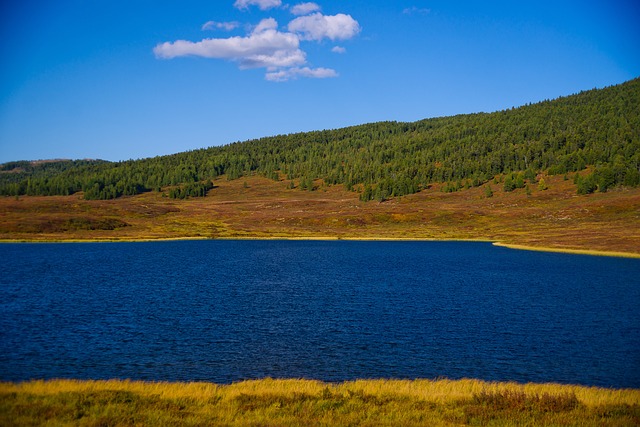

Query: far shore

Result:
[3,175,639,258]
[2,235,639,259]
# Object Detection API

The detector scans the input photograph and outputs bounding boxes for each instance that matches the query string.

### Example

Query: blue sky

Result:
[1,0,639,163]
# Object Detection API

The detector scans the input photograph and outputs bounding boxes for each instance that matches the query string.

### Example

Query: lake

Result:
[1,240,639,388]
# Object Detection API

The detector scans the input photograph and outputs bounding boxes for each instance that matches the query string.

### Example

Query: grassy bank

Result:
[1,378,638,426]
[491,242,640,259]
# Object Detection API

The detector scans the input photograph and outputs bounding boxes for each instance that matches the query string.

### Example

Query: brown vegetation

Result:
[1,172,639,256]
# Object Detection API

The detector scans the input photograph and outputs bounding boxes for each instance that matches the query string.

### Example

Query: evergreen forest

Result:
[1,78,638,201]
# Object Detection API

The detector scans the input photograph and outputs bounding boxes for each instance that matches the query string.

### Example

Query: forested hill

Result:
[1,78,639,200]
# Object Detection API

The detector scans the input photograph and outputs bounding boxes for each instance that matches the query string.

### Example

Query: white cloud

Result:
[403,6,431,15]
[265,67,338,82]
[241,48,306,69]
[234,0,281,10]
[155,5,358,82]
[252,17,278,33]
[291,2,321,16]
[288,13,360,41]
[201,21,240,31]
[154,19,305,69]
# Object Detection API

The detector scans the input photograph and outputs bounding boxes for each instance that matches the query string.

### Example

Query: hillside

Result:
[1,79,639,255]
[1,78,639,200]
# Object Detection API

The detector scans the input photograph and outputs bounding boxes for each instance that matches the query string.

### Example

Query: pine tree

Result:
[484,185,494,198]
[538,178,548,191]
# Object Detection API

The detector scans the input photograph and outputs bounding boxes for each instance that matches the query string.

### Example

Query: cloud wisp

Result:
[154,2,360,81]
[234,0,282,10]
[265,66,337,82]
[403,6,431,15]
[290,2,321,16]
[201,21,240,31]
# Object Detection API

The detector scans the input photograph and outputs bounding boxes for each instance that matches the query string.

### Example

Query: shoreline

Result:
[2,377,638,396]
[491,242,640,259]
[2,235,639,259]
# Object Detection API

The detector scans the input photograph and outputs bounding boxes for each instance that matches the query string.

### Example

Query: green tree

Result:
[538,178,548,191]
[484,185,494,198]
[504,175,516,192]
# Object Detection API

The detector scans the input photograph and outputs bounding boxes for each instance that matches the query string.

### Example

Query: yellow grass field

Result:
[1,378,639,426]
[1,173,639,257]
[0,379,640,426]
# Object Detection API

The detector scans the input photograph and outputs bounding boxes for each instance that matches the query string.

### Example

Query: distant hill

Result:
[1,78,638,200]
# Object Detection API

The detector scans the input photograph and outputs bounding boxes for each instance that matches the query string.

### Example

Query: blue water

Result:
[0,240,639,388]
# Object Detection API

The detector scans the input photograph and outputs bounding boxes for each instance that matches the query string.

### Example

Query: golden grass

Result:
[492,242,640,259]
[1,378,638,426]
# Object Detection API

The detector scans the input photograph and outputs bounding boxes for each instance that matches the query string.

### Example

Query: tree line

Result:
[1,78,638,200]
